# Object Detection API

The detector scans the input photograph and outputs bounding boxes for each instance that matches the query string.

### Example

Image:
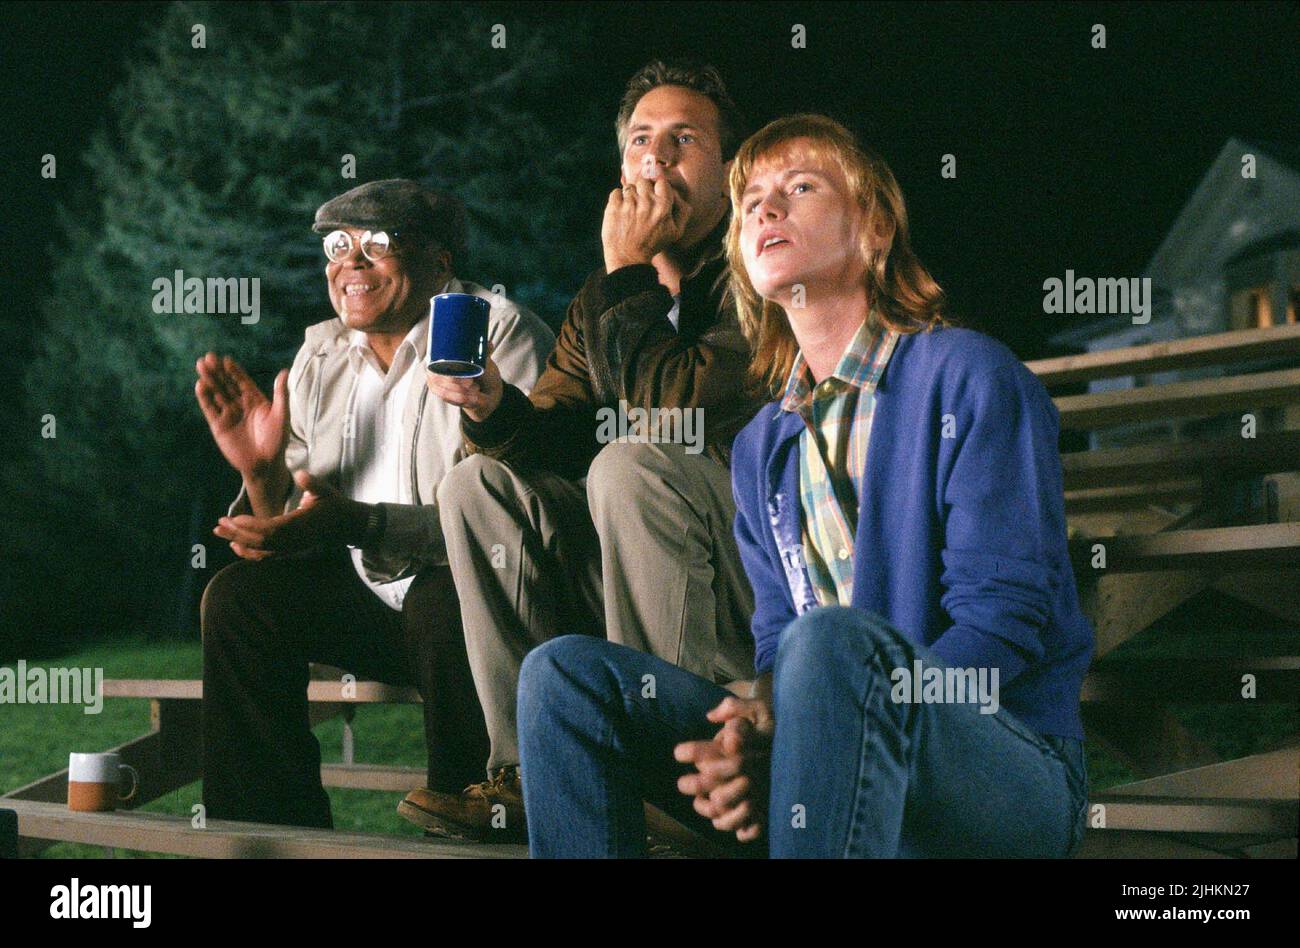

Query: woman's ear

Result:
[866,213,895,252]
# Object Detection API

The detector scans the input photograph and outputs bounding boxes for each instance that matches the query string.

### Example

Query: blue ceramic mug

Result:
[428,292,490,377]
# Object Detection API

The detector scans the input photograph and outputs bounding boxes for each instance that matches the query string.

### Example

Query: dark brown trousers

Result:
[200,551,488,828]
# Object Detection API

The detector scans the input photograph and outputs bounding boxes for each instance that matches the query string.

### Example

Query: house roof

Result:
[1145,138,1300,289]
[1050,138,1300,348]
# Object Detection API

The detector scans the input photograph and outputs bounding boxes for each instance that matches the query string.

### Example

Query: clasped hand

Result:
[673,694,775,844]
[213,469,366,560]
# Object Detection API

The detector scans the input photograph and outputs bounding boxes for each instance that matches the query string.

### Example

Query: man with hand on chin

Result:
[517,116,1091,859]
[406,61,764,843]
[195,179,553,829]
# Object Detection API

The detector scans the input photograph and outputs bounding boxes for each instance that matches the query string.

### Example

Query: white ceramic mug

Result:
[68,752,139,812]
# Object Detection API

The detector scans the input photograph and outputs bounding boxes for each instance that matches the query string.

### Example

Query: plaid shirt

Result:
[779,312,898,607]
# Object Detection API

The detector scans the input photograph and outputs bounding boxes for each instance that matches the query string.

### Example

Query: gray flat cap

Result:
[313,178,466,263]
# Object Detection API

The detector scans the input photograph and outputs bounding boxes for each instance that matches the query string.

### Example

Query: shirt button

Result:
[837,548,850,560]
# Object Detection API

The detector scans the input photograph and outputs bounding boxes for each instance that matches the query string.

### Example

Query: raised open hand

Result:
[195,353,290,479]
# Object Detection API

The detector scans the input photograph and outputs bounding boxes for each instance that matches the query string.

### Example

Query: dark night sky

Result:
[6,0,1299,365]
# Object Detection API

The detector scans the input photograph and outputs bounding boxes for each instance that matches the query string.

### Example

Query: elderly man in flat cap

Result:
[194,179,554,829]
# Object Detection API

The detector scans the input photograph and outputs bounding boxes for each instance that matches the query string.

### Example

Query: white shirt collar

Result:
[346,312,430,384]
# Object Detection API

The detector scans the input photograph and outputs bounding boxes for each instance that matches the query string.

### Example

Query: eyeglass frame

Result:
[322,228,428,263]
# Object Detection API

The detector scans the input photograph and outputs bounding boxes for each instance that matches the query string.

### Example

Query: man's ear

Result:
[426,247,452,282]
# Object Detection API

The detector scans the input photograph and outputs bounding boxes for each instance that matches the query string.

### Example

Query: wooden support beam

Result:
[1068,509,1192,540]
[1028,323,1300,387]
[1213,567,1300,625]
[1072,523,1300,573]
[6,799,525,859]
[1102,744,1300,801]
[1078,568,1215,658]
[1060,428,1300,491]
[1054,367,1300,430]
[320,763,424,792]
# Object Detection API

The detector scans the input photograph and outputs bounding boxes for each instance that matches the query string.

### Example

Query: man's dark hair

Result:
[615,60,745,160]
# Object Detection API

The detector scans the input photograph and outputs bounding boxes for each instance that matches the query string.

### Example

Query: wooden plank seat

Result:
[1064,480,1203,515]
[100,678,422,703]
[1083,796,1296,836]
[4,799,525,859]
[17,779,1289,860]
[16,791,1287,859]
[1026,322,1300,387]
[1070,522,1300,573]
[1060,428,1300,491]
[1054,367,1300,430]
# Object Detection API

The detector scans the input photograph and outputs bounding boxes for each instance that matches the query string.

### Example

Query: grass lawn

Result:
[2,592,1295,857]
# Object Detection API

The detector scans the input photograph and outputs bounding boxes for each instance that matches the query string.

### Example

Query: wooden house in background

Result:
[1051,138,1300,451]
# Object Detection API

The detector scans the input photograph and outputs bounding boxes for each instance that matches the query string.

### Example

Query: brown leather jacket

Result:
[462,220,764,479]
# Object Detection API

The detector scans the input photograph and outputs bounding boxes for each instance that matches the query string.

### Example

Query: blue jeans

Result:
[518,606,1089,858]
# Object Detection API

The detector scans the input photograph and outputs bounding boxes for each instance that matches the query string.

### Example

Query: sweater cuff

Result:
[599,264,662,307]
[930,623,1030,686]
[462,382,531,449]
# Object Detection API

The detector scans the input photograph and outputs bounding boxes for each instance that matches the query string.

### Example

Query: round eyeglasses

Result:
[322,229,396,263]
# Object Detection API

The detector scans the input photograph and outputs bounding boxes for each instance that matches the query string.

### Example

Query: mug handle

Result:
[118,764,139,803]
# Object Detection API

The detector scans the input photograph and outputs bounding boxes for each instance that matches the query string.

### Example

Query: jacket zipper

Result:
[308,351,327,445]
[409,384,429,503]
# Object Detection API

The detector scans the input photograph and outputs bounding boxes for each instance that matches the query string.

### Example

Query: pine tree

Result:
[11,0,604,642]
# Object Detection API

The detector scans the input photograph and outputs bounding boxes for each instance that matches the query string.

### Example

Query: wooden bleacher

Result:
[1,666,451,857]
[3,666,710,858]
[6,323,1297,858]
[1027,321,1300,858]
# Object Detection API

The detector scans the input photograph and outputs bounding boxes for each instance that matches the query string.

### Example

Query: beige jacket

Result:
[230,277,554,583]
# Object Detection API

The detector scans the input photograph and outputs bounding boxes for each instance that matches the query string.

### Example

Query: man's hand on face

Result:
[601,174,691,273]
[195,353,290,481]
[673,695,775,843]
[213,470,368,560]
[424,340,504,423]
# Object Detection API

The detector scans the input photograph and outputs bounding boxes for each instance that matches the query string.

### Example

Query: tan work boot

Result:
[398,767,527,843]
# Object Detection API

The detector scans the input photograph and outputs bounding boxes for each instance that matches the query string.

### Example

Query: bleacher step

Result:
[5,799,526,859]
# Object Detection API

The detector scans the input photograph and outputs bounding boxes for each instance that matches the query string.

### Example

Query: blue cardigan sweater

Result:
[731,325,1093,740]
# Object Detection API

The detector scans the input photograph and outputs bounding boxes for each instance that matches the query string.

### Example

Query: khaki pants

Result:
[437,441,756,771]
